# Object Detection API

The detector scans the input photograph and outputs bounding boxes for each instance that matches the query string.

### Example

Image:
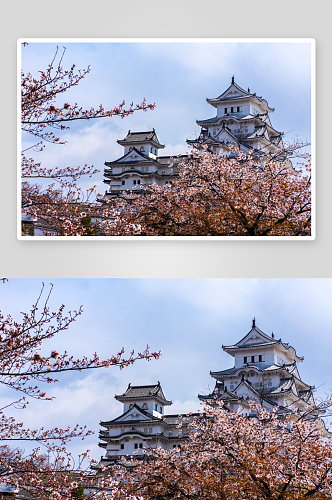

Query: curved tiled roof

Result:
[115,383,172,405]
[117,130,165,149]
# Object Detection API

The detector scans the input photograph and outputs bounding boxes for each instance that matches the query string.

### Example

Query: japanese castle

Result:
[103,77,288,199]
[198,318,315,415]
[98,320,318,465]
[98,382,197,466]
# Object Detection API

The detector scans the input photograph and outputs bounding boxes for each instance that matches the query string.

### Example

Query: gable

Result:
[114,405,154,423]
[118,149,150,163]
[222,88,246,99]
[216,83,249,101]
[236,326,273,347]
[216,128,239,145]
[234,381,260,401]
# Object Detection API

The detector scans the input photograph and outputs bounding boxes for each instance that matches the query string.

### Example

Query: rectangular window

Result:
[149,428,152,433]
[237,106,241,112]
[231,107,234,113]
[134,443,138,449]
[137,179,140,184]
[244,356,247,363]
[139,443,143,448]
[133,180,136,185]
[224,107,227,114]
[120,444,124,449]
[259,355,264,362]
[122,180,125,185]
[251,356,255,363]
[144,428,147,433]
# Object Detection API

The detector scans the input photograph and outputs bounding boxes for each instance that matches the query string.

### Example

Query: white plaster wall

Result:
[123,142,158,156]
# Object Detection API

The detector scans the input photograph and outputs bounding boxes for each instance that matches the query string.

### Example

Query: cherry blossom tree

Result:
[0,282,160,498]
[21,44,155,235]
[105,145,311,237]
[116,401,332,500]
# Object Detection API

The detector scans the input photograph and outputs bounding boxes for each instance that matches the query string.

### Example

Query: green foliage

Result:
[81,214,98,236]
[71,483,84,499]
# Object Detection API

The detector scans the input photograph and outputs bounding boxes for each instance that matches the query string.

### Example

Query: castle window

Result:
[244,356,247,363]
[142,403,148,409]
[251,356,255,363]
[155,404,158,410]
[231,107,234,113]
[134,443,138,449]
[122,180,125,185]
[151,147,153,153]
[149,428,152,433]
[140,147,145,152]
[121,444,124,449]
[155,149,157,154]
[137,179,140,184]
[139,443,143,448]
[259,355,264,362]
[160,407,162,413]
[224,107,227,114]
[144,428,147,433]
[237,106,241,112]
[133,180,136,185]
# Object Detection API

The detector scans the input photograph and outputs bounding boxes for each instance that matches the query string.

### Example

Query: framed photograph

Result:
[18,39,315,239]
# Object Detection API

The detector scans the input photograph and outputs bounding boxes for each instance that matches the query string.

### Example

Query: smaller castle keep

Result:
[99,382,197,466]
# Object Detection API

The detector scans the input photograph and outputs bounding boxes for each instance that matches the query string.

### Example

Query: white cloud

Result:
[170,399,201,415]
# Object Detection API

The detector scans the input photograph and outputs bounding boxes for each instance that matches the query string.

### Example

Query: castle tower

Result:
[103,130,186,200]
[188,77,288,163]
[198,319,316,417]
[99,383,195,466]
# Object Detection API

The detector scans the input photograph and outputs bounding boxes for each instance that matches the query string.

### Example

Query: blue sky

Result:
[20,40,312,196]
[1,278,330,464]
